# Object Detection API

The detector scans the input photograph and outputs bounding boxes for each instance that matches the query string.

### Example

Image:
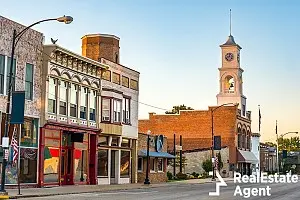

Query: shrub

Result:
[167,171,173,180]
[176,172,188,180]
[191,172,199,178]
[202,159,213,173]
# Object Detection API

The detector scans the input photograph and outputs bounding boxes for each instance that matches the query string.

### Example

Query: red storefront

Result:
[38,122,99,187]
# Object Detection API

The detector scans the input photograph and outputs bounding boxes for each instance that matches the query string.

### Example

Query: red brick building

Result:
[139,33,258,176]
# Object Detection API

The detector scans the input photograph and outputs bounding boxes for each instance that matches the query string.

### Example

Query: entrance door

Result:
[60,132,74,185]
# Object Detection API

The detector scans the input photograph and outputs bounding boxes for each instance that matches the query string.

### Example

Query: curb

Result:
[9,180,233,199]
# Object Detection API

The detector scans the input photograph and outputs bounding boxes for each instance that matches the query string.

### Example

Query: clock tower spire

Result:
[217,10,247,117]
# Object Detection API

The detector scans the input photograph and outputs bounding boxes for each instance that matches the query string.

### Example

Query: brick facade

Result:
[139,106,238,152]
[81,34,120,63]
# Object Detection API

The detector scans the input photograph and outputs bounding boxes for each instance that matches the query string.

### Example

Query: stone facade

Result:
[0,15,43,118]
[137,133,169,183]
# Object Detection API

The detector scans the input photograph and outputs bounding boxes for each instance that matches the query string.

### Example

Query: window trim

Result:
[5,57,17,95]
[101,97,111,122]
[59,81,68,116]
[113,99,122,123]
[138,157,143,172]
[157,158,164,172]
[25,63,34,100]
[48,77,57,114]
[0,55,5,95]
[122,97,131,125]
[150,158,156,173]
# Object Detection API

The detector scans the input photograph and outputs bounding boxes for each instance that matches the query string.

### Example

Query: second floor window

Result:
[48,78,57,113]
[25,63,33,100]
[70,84,78,117]
[90,90,97,121]
[6,57,16,94]
[0,55,5,94]
[102,98,110,122]
[113,99,121,123]
[59,81,68,115]
[122,98,130,124]
[80,87,88,119]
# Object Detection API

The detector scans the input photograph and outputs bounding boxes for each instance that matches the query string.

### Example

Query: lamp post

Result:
[144,130,151,185]
[211,103,238,181]
[0,15,73,193]
[276,131,298,174]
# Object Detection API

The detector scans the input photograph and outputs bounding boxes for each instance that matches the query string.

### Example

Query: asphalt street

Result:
[15,181,300,200]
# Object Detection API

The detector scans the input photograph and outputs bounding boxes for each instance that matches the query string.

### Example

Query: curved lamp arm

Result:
[14,16,73,47]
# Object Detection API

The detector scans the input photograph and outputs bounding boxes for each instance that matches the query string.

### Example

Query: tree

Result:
[165,104,194,114]
[202,159,212,174]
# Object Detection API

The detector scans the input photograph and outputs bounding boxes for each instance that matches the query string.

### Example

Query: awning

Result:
[138,150,175,159]
[238,150,258,163]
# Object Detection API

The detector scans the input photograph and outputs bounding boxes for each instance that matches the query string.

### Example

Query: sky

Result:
[1,0,300,143]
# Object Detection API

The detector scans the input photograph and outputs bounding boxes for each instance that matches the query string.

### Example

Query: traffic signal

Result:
[214,136,221,150]
[282,150,287,158]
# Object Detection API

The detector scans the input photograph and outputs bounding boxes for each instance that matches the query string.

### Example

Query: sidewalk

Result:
[7,178,233,199]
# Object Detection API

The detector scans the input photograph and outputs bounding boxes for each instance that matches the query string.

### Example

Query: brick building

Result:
[0,15,43,186]
[137,133,175,183]
[139,33,258,176]
[81,34,140,185]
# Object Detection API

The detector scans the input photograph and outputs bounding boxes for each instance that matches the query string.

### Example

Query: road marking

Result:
[74,191,159,196]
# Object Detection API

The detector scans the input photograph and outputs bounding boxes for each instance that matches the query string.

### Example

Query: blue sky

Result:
[1,0,300,142]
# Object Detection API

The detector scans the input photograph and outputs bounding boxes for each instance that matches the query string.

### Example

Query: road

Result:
[15,181,300,200]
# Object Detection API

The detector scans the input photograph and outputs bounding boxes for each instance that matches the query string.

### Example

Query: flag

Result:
[259,106,261,132]
[11,127,18,165]
[215,155,219,171]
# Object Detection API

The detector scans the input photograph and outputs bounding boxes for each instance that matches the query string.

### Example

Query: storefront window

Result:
[97,149,108,177]
[20,148,37,183]
[150,158,155,172]
[157,158,163,172]
[20,118,38,147]
[74,142,88,183]
[44,129,60,183]
[120,151,130,177]
[138,157,143,171]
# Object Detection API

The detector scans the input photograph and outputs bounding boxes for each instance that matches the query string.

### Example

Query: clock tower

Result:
[216,34,247,117]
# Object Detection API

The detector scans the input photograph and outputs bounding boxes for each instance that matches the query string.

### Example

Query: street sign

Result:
[4,149,9,160]
[212,157,215,163]
[2,137,9,148]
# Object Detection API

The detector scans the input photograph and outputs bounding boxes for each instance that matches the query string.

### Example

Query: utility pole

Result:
[180,135,182,173]
[276,120,279,174]
[173,133,176,177]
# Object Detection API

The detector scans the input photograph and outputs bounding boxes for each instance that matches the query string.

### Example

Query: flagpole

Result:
[258,105,261,175]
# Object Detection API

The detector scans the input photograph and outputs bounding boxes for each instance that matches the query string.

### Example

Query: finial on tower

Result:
[229,9,232,36]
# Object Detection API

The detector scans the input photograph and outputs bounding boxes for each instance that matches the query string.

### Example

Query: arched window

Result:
[238,127,242,148]
[224,75,234,93]
[242,129,246,149]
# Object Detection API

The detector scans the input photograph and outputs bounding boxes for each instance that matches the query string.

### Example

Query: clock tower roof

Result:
[220,35,242,49]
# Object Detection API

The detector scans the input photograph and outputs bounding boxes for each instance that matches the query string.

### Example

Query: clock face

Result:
[155,135,164,152]
[225,53,234,62]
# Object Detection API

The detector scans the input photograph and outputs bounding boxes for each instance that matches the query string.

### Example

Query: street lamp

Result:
[211,103,239,181]
[144,130,151,185]
[0,15,73,193]
[276,131,298,174]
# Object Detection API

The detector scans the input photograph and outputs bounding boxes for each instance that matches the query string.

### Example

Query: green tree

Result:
[202,159,212,174]
[165,104,194,114]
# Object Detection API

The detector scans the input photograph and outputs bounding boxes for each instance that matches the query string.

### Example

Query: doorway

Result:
[60,132,74,185]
